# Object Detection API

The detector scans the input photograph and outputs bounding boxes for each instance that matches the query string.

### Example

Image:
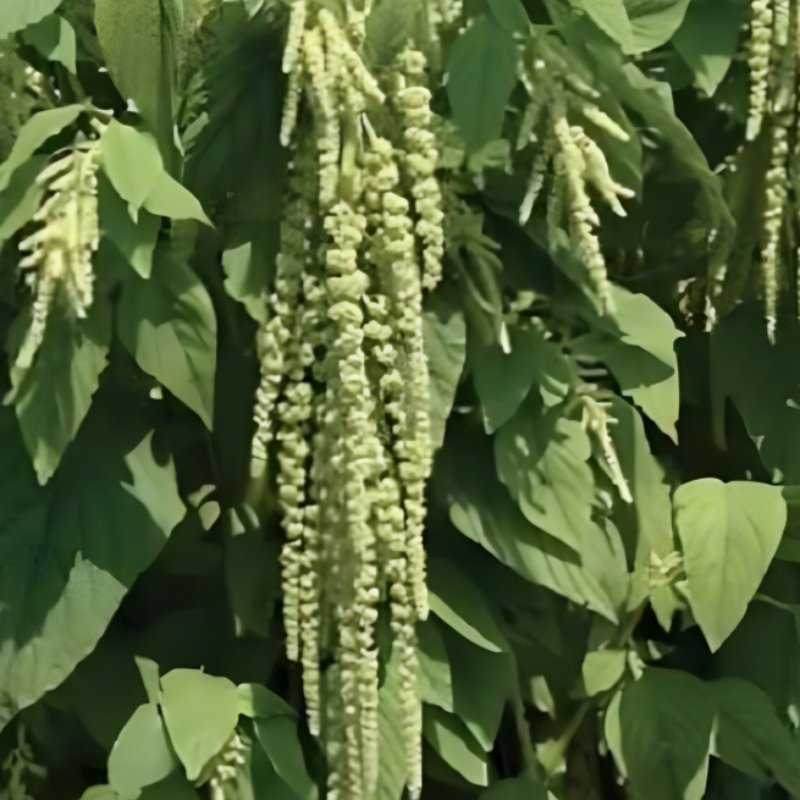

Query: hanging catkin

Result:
[253,4,444,797]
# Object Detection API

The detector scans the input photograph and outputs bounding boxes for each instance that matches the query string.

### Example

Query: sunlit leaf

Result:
[423,705,490,787]
[0,0,63,41]
[22,13,77,73]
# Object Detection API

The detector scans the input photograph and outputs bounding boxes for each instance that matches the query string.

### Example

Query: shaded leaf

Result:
[711,677,800,795]
[22,13,77,73]
[0,155,47,245]
[377,642,411,800]
[428,557,509,652]
[675,478,786,651]
[238,683,297,720]
[620,668,714,800]
[423,705,490,787]
[447,15,518,150]
[416,617,453,713]
[160,669,239,781]
[7,300,110,484]
[423,292,466,450]
[118,249,217,428]
[254,715,317,800]
[479,777,547,800]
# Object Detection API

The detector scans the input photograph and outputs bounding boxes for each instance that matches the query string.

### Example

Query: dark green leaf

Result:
[427,557,509,653]
[118,249,217,428]
[0,156,47,245]
[620,668,714,800]
[0,395,186,727]
[479,778,547,800]
[487,0,530,34]
[423,292,466,450]
[365,0,423,65]
[416,617,453,713]
[711,678,800,795]
[675,479,786,651]
[254,716,317,800]
[137,772,199,800]
[160,669,239,781]
[446,15,518,150]
[7,301,110,484]
[108,703,178,800]
[377,642,410,800]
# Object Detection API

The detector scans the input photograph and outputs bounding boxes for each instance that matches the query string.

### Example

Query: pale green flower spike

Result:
[580,396,633,504]
[17,145,99,369]
[207,732,247,800]
[747,0,774,140]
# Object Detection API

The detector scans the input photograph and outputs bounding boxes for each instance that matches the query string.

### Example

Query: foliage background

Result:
[2,0,800,799]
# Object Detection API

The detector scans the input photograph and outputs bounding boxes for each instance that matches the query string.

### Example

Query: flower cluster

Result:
[16,145,99,367]
[253,6,443,797]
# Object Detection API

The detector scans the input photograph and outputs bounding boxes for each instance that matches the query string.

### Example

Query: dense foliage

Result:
[3,0,800,798]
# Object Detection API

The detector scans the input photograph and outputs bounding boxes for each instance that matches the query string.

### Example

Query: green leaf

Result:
[624,0,691,54]
[0,105,84,193]
[416,617,454,713]
[99,120,163,211]
[423,705,490,787]
[427,557,509,653]
[581,650,627,696]
[365,0,423,65]
[94,0,177,160]
[22,13,77,73]
[471,326,541,434]
[160,669,239,781]
[672,0,746,96]
[571,0,633,49]
[135,657,161,706]
[620,668,714,800]
[377,642,411,800]
[137,773,199,800]
[108,703,178,800]
[446,15,519,150]
[238,684,297,720]
[220,239,271,324]
[711,678,800,795]
[0,156,46,245]
[496,406,593,552]
[487,0,530,34]
[143,171,213,227]
[675,479,787,652]
[0,394,186,727]
[254,716,317,800]
[98,172,160,279]
[479,778,547,800]
[423,292,466,450]
[118,249,217,429]
[0,0,63,40]
[7,301,110,484]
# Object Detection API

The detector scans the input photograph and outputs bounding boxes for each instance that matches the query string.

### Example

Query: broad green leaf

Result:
[118,250,217,429]
[220,238,271,324]
[365,0,423,65]
[0,156,46,245]
[135,657,161,706]
[620,668,714,800]
[160,669,239,781]
[108,703,178,800]
[0,105,83,192]
[143,171,213,227]
[99,120,163,211]
[496,406,593,551]
[98,172,160,279]
[79,788,118,800]
[480,778,547,800]
[0,0,63,40]
[570,0,632,49]
[7,300,110,484]
[238,684,297,720]
[423,705,490,787]
[441,626,512,751]
[247,735,300,800]
[672,0,746,96]
[711,678,800,795]
[416,617,454,713]
[377,642,410,800]
[471,326,540,434]
[423,292,466,450]
[675,479,787,651]
[581,650,627,696]
[94,0,177,160]
[446,15,518,150]
[445,443,621,621]
[22,13,77,73]
[0,395,186,727]
[427,557,508,653]
[604,690,626,778]
[254,716,317,800]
